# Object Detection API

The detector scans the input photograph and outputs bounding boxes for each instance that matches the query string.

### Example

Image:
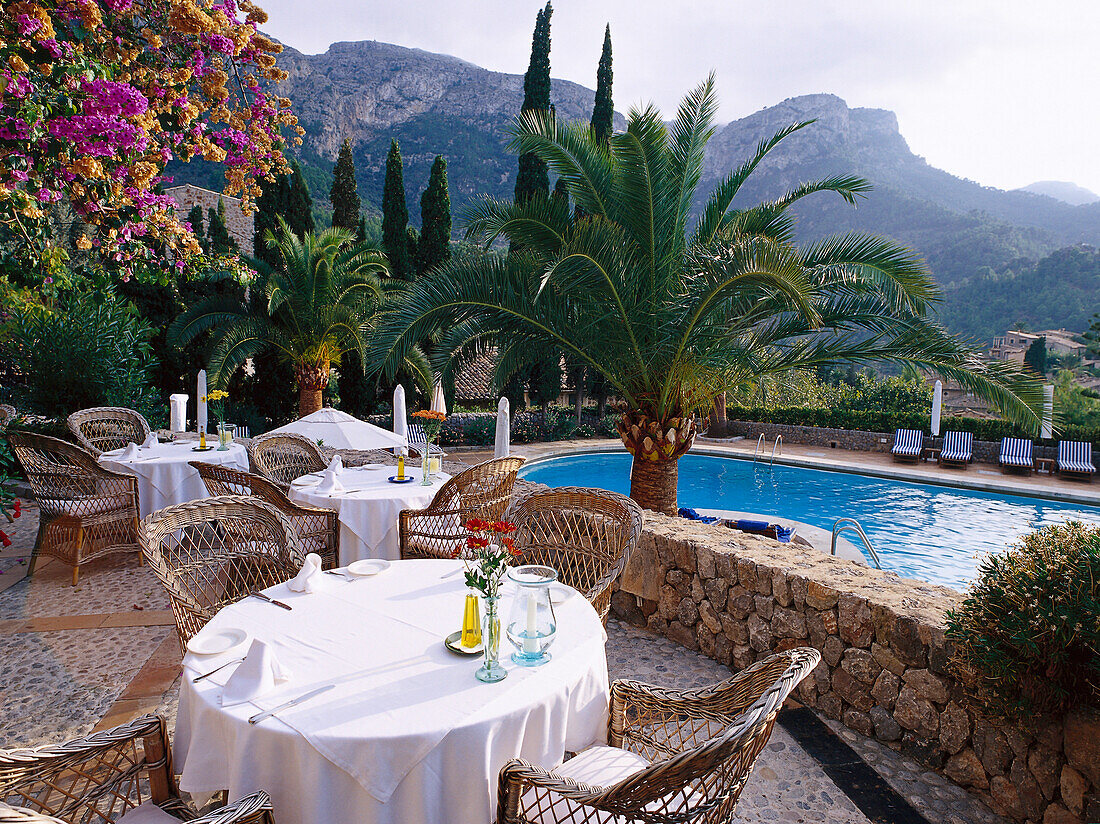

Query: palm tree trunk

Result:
[295,359,330,418]
[629,456,679,515]
[709,392,727,437]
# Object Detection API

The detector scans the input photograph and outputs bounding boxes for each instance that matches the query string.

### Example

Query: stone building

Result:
[164,184,254,253]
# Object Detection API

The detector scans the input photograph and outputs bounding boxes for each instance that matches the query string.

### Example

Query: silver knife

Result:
[248,591,292,611]
[248,684,335,725]
[192,657,245,683]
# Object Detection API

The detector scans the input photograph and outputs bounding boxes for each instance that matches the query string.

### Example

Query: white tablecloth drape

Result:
[175,559,609,824]
[287,467,449,561]
[98,441,247,517]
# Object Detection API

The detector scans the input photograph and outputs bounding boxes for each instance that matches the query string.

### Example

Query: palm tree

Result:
[371,77,1042,514]
[171,219,421,418]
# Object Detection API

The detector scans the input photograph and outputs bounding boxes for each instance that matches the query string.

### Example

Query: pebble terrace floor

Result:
[0,499,1006,824]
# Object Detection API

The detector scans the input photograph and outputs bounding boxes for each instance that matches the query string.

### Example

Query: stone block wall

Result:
[609,511,1099,824]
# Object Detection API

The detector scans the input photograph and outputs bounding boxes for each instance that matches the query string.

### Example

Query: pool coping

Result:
[518,442,1100,508]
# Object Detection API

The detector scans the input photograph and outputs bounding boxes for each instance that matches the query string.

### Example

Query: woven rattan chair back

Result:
[66,407,152,457]
[507,486,643,623]
[247,433,326,491]
[7,432,140,585]
[0,714,274,823]
[498,648,820,823]
[191,462,339,569]
[399,457,525,560]
[139,495,307,646]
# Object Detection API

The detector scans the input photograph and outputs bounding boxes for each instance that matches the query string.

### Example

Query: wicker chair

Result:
[0,714,274,823]
[507,487,643,624]
[399,457,525,560]
[139,495,307,646]
[0,404,17,427]
[66,408,152,457]
[190,462,339,569]
[7,432,141,587]
[497,648,820,824]
[246,433,326,491]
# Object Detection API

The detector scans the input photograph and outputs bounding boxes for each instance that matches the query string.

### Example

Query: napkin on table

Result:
[287,552,324,593]
[314,454,345,495]
[117,442,141,461]
[221,638,291,706]
[140,433,159,449]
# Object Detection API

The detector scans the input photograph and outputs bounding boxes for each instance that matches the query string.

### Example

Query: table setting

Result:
[174,551,609,824]
[287,454,450,561]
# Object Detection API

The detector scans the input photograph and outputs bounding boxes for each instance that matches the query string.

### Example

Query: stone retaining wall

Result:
[608,511,1099,824]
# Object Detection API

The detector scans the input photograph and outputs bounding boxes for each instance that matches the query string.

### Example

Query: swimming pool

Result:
[518,451,1100,590]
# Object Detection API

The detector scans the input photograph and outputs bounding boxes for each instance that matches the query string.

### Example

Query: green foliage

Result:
[383,140,413,280]
[1054,369,1100,429]
[3,291,159,420]
[434,407,617,447]
[527,354,562,410]
[206,199,237,256]
[514,3,553,207]
[330,138,362,232]
[1024,336,1047,376]
[254,172,291,267]
[187,206,205,249]
[416,156,452,277]
[286,161,316,239]
[591,25,613,144]
[946,521,1100,717]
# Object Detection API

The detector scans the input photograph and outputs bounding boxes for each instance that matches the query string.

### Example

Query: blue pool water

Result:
[518,452,1100,590]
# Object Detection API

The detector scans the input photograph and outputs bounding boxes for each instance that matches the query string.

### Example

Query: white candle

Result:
[524,592,539,653]
[430,456,440,475]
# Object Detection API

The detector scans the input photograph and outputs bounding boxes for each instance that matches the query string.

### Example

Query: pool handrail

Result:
[770,435,783,465]
[752,433,765,463]
[832,517,882,570]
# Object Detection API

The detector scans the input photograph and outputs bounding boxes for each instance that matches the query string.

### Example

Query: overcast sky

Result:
[258,0,1100,195]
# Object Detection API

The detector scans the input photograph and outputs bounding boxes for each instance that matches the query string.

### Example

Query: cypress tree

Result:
[356,215,366,243]
[552,177,569,208]
[285,160,315,240]
[253,173,289,265]
[329,138,361,232]
[591,25,614,144]
[187,205,205,243]
[382,139,413,280]
[416,155,451,277]
[206,198,237,255]
[514,3,553,207]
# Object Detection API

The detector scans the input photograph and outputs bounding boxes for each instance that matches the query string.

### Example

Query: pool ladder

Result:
[831,518,882,569]
[752,434,783,466]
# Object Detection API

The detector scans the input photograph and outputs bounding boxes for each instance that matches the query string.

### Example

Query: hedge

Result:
[727,406,1100,447]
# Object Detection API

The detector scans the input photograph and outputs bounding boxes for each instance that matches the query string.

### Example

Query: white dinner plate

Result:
[347,559,391,577]
[187,628,248,656]
[359,463,387,470]
[550,584,574,605]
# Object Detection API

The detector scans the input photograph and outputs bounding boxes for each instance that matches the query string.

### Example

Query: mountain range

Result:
[171,39,1100,344]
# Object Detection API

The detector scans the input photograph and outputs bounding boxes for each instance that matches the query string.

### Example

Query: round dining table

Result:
[97,440,248,518]
[175,558,610,824]
[287,466,451,561]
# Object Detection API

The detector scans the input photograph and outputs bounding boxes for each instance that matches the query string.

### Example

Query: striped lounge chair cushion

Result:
[1000,438,1032,467]
[891,429,923,457]
[408,424,445,456]
[940,431,972,462]
[1058,441,1096,474]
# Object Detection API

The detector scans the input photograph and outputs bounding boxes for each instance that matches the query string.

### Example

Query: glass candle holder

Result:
[505,565,557,666]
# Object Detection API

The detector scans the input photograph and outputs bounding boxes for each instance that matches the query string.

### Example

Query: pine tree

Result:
[206,198,237,255]
[285,160,315,240]
[329,138,361,231]
[514,3,553,207]
[591,25,614,144]
[382,139,413,280]
[416,155,452,277]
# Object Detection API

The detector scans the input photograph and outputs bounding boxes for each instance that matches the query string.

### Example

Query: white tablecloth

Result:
[175,559,609,824]
[98,441,248,517]
[287,467,449,561]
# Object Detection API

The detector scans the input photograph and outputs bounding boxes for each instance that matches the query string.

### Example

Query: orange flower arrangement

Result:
[455,518,521,597]
[412,409,446,442]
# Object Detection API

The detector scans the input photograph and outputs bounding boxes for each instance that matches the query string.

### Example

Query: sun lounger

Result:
[1057,440,1096,480]
[938,431,973,468]
[891,429,923,462]
[999,438,1033,474]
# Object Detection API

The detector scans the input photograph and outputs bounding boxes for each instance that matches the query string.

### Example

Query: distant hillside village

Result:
[990,327,1100,392]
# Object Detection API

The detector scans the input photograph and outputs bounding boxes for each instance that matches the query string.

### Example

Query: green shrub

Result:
[945,521,1100,718]
[3,292,160,423]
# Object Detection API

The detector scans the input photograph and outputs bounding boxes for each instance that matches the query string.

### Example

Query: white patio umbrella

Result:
[393,384,408,452]
[266,407,408,451]
[431,379,447,415]
[197,370,208,434]
[1041,384,1054,439]
[494,397,510,458]
[931,380,942,437]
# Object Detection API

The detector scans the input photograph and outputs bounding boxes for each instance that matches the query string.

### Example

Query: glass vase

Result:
[216,422,233,451]
[421,449,432,485]
[475,593,507,682]
[506,565,558,666]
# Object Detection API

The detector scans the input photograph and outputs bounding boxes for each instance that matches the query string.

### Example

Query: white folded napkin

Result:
[140,433,159,449]
[287,552,324,593]
[117,442,141,460]
[222,639,290,706]
[314,454,344,495]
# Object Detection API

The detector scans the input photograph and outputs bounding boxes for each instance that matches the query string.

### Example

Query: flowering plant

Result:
[200,388,229,421]
[412,409,446,443]
[455,517,520,598]
[0,0,300,282]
